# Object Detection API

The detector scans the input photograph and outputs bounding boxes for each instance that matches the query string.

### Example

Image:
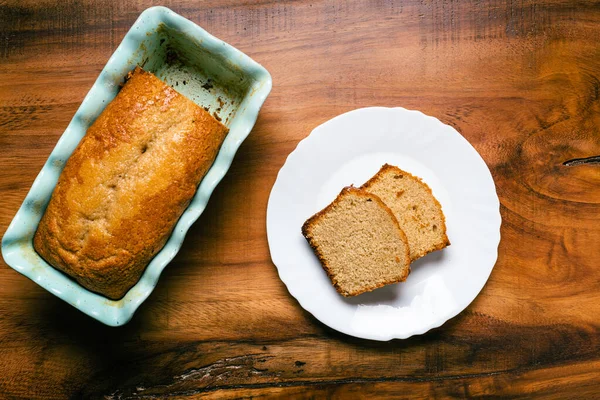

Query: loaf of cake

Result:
[302,187,411,297]
[361,164,450,261]
[34,67,229,299]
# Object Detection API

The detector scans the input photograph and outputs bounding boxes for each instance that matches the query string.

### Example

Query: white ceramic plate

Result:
[267,107,501,341]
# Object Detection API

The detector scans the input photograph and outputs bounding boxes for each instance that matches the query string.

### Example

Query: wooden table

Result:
[1,1,599,398]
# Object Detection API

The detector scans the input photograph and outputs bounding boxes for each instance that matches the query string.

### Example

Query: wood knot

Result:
[563,155,600,166]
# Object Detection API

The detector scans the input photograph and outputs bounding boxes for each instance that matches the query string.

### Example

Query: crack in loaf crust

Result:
[33,67,229,300]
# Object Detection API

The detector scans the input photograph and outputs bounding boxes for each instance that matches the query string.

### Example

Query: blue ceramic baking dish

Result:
[1,6,272,326]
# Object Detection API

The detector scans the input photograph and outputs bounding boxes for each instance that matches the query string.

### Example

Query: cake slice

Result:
[301,187,411,297]
[361,164,450,261]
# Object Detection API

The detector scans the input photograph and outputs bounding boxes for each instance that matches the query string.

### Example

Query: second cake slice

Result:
[302,187,411,297]
[362,164,450,261]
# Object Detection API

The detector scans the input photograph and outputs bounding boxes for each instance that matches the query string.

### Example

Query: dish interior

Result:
[130,23,252,126]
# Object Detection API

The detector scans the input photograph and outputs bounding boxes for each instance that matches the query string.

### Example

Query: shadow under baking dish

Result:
[1,6,272,326]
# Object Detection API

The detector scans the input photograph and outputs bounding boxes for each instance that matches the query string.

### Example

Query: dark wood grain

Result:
[1,0,600,398]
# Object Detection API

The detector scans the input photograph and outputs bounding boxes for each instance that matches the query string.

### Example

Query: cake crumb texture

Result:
[362,164,450,261]
[302,187,411,297]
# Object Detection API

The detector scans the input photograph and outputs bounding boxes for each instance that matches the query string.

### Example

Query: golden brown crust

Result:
[34,66,229,299]
[361,164,450,260]
[301,186,411,297]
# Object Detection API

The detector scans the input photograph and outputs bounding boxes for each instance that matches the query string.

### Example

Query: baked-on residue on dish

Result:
[34,67,229,300]
[301,187,411,297]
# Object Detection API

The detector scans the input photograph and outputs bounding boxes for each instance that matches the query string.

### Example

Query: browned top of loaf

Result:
[33,66,229,300]
[302,187,411,297]
[361,164,450,261]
